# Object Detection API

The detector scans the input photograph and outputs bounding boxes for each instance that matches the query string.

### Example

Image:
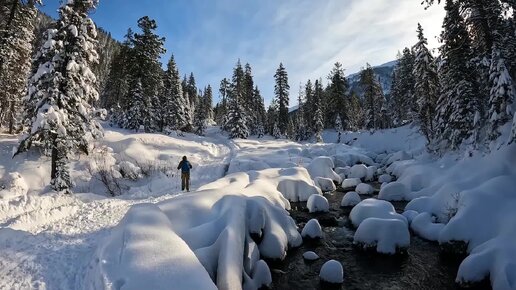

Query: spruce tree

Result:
[313,79,324,142]
[391,48,416,124]
[163,54,188,131]
[226,95,248,139]
[327,62,349,129]
[434,0,477,151]
[274,63,290,135]
[361,64,385,130]
[0,0,39,133]
[304,80,314,135]
[335,115,343,143]
[15,0,103,192]
[413,24,439,143]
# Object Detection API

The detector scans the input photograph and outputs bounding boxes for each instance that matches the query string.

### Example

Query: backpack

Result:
[181,161,191,172]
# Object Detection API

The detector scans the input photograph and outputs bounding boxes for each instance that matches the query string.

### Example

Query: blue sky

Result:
[39,0,445,105]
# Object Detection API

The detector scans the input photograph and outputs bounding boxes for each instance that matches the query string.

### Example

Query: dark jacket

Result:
[177,160,193,173]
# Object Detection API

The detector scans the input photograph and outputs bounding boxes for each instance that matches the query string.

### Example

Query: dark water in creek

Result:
[268,188,491,290]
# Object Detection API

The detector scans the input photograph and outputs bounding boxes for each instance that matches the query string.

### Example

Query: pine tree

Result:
[361,64,385,130]
[335,115,343,143]
[327,62,349,129]
[413,24,439,143]
[348,92,363,130]
[216,78,230,128]
[226,95,248,139]
[163,54,188,131]
[304,80,314,135]
[434,0,477,151]
[295,83,308,141]
[15,0,103,192]
[274,63,290,135]
[124,79,145,131]
[0,0,39,133]
[391,48,416,125]
[313,79,324,142]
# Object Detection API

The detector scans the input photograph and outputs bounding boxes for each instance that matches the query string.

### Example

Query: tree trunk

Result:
[51,134,57,180]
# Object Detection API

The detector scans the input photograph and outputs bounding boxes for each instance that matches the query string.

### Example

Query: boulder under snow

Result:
[307,194,330,213]
[349,198,407,228]
[354,217,410,254]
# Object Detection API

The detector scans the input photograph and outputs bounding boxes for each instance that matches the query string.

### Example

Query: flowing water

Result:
[268,188,491,290]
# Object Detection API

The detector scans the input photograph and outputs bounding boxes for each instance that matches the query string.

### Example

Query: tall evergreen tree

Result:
[274,63,290,135]
[391,48,416,125]
[327,62,349,129]
[0,0,39,133]
[434,0,477,150]
[163,54,188,131]
[15,0,103,192]
[313,79,324,142]
[361,64,386,130]
[413,24,439,143]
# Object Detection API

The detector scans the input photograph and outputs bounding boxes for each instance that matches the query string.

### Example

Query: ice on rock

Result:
[349,164,368,180]
[355,183,374,195]
[410,213,445,241]
[349,198,407,227]
[354,218,410,254]
[306,156,342,183]
[303,251,320,261]
[301,219,323,239]
[319,260,344,284]
[378,174,393,183]
[314,177,336,192]
[341,178,361,189]
[307,194,330,213]
[378,181,410,201]
[402,210,419,224]
[341,192,361,207]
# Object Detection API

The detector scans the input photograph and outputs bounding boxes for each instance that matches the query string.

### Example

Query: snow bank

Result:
[0,172,28,199]
[355,183,374,195]
[306,156,342,183]
[307,194,330,213]
[349,198,407,228]
[319,260,344,284]
[378,182,410,201]
[341,192,361,207]
[301,219,323,239]
[354,218,410,254]
[227,159,270,174]
[88,167,316,290]
[314,177,336,192]
[341,178,361,189]
[410,213,445,242]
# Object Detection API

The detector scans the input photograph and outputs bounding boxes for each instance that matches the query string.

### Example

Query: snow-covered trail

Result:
[0,127,235,290]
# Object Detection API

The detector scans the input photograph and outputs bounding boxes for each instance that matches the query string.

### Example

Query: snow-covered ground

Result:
[1,125,515,290]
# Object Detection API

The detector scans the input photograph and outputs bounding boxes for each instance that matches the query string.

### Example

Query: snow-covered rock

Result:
[354,218,410,254]
[349,198,407,228]
[306,156,342,183]
[341,192,361,207]
[410,213,445,242]
[319,260,344,284]
[307,194,330,213]
[355,183,374,195]
[402,210,419,224]
[333,153,375,167]
[245,260,272,290]
[378,174,393,183]
[314,177,336,192]
[0,172,28,199]
[378,182,410,201]
[341,178,361,189]
[301,219,323,239]
[276,167,322,202]
[365,166,377,181]
[228,159,270,174]
[302,251,320,261]
[334,166,351,176]
[385,150,412,165]
[349,164,368,180]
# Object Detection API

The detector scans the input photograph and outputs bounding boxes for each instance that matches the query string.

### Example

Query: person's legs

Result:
[186,173,190,191]
[181,173,186,191]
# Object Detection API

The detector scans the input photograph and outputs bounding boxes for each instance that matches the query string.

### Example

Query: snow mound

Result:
[378,182,410,201]
[117,160,142,180]
[314,177,336,192]
[365,166,377,181]
[341,178,361,189]
[354,218,410,254]
[333,152,375,167]
[334,166,351,176]
[457,234,516,290]
[88,168,308,290]
[402,210,419,224]
[349,164,368,180]
[319,260,344,284]
[276,167,322,202]
[84,203,217,290]
[0,172,28,199]
[303,251,320,261]
[355,183,374,195]
[306,157,342,183]
[378,174,393,183]
[227,159,270,174]
[341,192,361,207]
[301,219,323,239]
[349,198,407,228]
[307,194,330,213]
[385,150,412,165]
[410,212,445,241]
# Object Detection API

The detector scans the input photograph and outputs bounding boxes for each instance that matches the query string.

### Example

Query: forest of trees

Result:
[0,0,515,191]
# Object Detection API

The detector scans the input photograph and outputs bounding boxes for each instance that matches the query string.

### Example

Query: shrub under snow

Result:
[354,217,410,254]
[349,198,407,228]
[341,192,361,207]
[0,172,28,199]
[307,194,330,213]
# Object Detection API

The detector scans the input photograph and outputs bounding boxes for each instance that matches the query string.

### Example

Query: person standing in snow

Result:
[177,156,193,192]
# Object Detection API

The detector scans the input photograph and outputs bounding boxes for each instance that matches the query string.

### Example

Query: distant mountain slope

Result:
[347,60,397,97]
